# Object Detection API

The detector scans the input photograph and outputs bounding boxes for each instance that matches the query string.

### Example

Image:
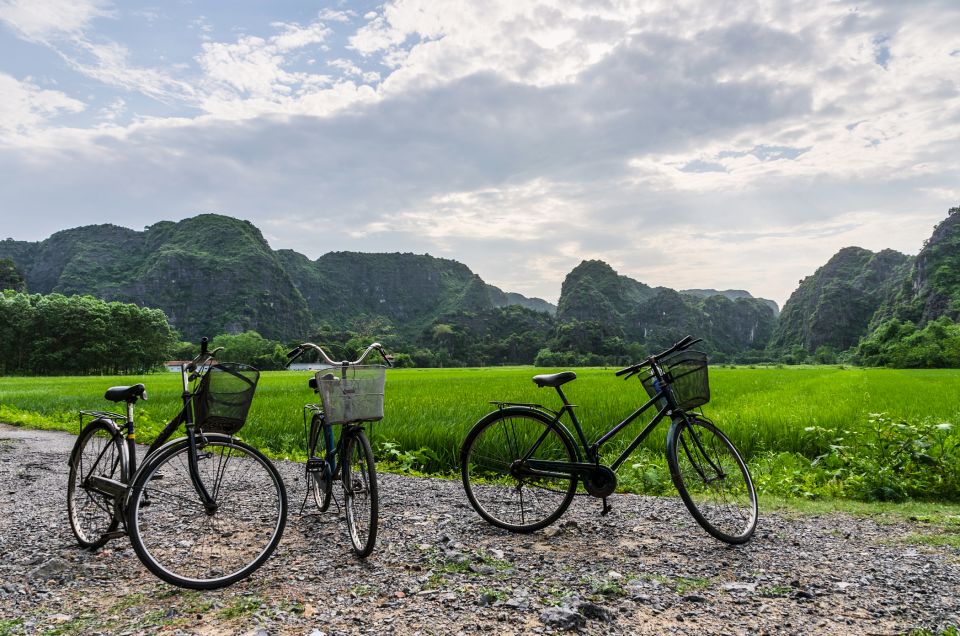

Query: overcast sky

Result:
[1,0,958,307]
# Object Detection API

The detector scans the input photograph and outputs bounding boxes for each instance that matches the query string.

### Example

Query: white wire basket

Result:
[316,365,386,424]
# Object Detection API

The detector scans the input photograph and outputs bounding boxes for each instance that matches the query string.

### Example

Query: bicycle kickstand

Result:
[601,497,612,516]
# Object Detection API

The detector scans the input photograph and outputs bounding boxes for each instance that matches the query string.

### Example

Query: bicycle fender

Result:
[469,406,582,462]
[69,417,126,469]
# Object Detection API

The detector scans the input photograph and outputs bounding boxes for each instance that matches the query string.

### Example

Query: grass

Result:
[2,365,960,502]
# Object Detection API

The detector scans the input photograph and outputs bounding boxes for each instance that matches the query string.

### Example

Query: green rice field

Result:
[2,365,959,501]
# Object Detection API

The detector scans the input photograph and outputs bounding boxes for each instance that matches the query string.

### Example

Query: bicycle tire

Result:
[460,408,578,533]
[67,419,129,549]
[126,433,288,589]
[308,414,333,512]
[342,429,378,558]
[666,414,758,544]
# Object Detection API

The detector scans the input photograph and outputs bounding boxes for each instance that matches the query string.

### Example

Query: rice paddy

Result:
[2,365,959,500]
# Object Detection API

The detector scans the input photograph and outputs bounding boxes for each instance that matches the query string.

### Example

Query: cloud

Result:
[0,0,112,40]
[0,72,85,139]
[0,0,958,306]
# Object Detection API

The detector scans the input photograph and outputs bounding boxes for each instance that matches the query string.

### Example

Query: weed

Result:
[218,595,263,619]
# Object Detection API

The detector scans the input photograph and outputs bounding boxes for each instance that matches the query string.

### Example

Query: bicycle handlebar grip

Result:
[615,365,635,376]
[286,346,302,359]
[200,337,209,356]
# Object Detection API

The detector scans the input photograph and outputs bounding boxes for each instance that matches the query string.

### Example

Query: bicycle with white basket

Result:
[285,342,392,557]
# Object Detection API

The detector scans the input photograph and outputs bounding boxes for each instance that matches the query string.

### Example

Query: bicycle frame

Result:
[77,347,220,512]
[514,361,684,479]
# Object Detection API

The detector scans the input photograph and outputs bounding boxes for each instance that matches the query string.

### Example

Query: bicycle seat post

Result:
[554,385,573,409]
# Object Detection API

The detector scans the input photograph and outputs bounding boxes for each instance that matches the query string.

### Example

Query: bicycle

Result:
[66,338,288,589]
[285,342,392,558]
[460,335,758,544]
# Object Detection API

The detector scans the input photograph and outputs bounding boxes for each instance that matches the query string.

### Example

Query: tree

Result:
[0,258,25,292]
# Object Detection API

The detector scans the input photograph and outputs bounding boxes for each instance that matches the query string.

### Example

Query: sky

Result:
[1,0,959,308]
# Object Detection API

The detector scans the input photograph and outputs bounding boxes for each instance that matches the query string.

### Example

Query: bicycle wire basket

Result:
[316,365,386,425]
[194,362,260,435]
[640,350,709,410]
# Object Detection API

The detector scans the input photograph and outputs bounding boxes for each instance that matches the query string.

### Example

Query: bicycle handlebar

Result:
[615,335,703,378]
[285,342,393,368]
[185,338,223,373]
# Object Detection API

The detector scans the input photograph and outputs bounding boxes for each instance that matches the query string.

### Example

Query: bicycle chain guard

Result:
[583,465,618,498]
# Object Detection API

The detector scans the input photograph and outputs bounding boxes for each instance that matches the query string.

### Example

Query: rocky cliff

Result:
[0,214,555,341]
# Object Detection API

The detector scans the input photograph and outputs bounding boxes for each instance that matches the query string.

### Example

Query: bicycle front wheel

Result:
[460,409,578,533]
[308,414,333,512]
[667,415,757,544]
[127,434,288,589]
[67,420,129,549]
[342,429,378,558]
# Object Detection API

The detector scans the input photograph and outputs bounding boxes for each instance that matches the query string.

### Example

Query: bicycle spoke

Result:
[462,412,577,532]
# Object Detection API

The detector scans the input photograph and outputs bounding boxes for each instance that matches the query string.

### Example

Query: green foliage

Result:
[753,415,960,502]
[0,291,177,375]
[853,317,960,367]
[211,331,288,369]
[0,258,25,292]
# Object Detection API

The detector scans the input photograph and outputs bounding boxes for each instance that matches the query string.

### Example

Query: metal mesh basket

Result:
[195,363,260,435]
[640,350,709,410]
[316,365,386,425]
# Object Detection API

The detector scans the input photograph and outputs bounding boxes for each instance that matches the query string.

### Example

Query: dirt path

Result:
[1,422,958,635]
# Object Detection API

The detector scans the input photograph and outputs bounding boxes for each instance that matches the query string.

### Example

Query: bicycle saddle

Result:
[532,371,577,388]
[104,383,147,403]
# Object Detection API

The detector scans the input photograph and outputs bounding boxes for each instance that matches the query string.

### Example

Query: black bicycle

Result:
[66,338,288,589]
[460,335,758,544]
[286,342,392,558]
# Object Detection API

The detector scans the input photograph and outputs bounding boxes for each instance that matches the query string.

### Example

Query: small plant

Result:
[218,595,263,619]
[581,575,625,597]
[378,441,441,474]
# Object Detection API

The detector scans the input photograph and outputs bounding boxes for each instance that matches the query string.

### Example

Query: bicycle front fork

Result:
[187,428,218,514]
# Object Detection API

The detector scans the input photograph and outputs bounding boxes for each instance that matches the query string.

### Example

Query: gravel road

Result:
[1,422,958,635]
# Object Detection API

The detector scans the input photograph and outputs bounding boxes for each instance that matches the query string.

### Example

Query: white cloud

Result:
[318,9,356,23]
[0,73,85,140]
[1,0,959,305]
[0,0,112,40]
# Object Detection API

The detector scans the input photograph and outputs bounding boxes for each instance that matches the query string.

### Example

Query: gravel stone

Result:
[1,423,959,635]
[539,606,586,630]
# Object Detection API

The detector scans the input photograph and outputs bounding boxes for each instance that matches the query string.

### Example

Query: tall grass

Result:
[2,366,958,470]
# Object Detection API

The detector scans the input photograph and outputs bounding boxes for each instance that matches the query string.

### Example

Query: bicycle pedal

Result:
[600,498,613,516]
[306,458,326,473]
[102,530,127,540]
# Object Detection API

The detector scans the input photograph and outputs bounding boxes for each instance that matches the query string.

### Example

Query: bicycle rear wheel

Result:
[127,434,288,589]
[460,409,578,533]
[308,414,333,512]
[67,420,129,549]
[667,415,757,544]
[342,429,378,558]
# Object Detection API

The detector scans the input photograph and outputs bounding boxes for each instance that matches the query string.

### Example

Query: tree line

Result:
[0,291,178,375]
[4,288,960,375]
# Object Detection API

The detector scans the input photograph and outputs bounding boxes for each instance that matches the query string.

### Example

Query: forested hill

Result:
[770,247,913,352]
[771,206,960,362]
[0,214,554,341]
[554,260,778,356]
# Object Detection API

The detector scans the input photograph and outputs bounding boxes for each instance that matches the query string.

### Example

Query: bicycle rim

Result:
[343,431,378,558]
[668,416,757,544]
[68,421,127,549]
[127,436,287,589]
[460,410,577,533]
